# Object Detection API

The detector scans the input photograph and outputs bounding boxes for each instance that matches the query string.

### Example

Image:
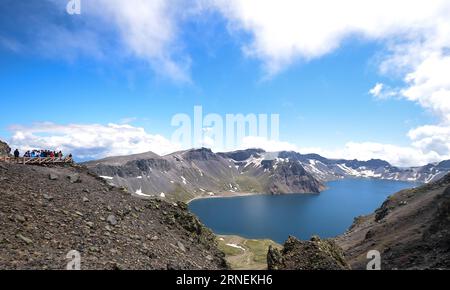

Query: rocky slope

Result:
[336,173,450,269]
[267,236,350,270]
[0,140,10,156]
[0,162,227,270]
[84,148,324,202]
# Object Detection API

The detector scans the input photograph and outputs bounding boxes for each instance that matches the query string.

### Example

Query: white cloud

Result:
[87,0,193,82]
[401,54,450,122]
[369,83,384,98]
[8,122,181,160]
[369,83,398,100]
[212,0,450,75]
[240,136,299,152]
[306,142,445,168]
[369,19,450,163]
[408,125,450,156]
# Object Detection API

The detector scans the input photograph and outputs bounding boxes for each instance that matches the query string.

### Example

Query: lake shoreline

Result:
[187,191,262,204]
[186,190,326,204]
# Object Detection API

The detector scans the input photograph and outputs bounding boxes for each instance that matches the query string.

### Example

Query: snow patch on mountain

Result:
[135,188,152,197]
[225,243,246,251]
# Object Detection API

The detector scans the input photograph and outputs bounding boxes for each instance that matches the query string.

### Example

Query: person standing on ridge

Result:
[14,149,19,162]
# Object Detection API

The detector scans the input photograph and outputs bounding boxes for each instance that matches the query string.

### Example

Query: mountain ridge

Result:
[85,147,325,202]
[84,148,450,202]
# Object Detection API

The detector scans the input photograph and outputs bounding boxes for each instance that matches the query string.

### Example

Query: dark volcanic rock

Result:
[268,161,325,194]
[67,173,81,183]
[218,149,265,162]
[0,140,11,156]
[89,158,171,179]
[183,148,219,161]
[0,162,227,270]
[267,236,350,270]
[49,173,59,181]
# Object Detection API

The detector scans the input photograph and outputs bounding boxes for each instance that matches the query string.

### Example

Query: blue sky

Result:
[0,0,449,166]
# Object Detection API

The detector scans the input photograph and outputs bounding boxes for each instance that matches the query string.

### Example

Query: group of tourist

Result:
[23,150,64,159]
[13,149,72,159]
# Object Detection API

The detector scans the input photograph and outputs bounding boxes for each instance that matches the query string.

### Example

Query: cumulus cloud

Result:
[87,0,193,82]
[240,136,299,152]
[401,53,450,122]
[212,0,450,75]
[367,15,450,164]
[305,142,446,168]
[408,125,450,156]
[369,83,384,98]
[5,1,450,85]
[8,123,181,160]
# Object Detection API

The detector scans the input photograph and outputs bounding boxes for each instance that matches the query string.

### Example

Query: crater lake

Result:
[188,178,419,243]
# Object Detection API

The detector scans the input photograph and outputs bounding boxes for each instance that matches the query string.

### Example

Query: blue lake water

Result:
[188,178,418,244]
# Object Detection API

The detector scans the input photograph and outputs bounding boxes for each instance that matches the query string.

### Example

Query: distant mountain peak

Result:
[218,148,266,162]
[83,151,161,166]
[182,147,218,161]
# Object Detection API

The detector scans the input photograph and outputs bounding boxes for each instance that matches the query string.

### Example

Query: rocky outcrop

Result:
[183,148,220,161]
[336,173,450,270]
[91,158,172,178]
[267,236,350,270]
[268,161,326,194]
[0,140,11,156]
[0,162,227,270]
[218,148,265,162]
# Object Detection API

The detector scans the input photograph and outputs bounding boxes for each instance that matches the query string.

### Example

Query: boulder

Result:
[49,174,59,181]
[67,173,81,183]
[107,214,117,226]
[0,140,11,156]
[267,236,350,270]
[177,241,186,252]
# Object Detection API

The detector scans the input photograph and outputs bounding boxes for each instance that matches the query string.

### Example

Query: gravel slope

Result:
[336,173,450,270]
[0,162,227,270]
